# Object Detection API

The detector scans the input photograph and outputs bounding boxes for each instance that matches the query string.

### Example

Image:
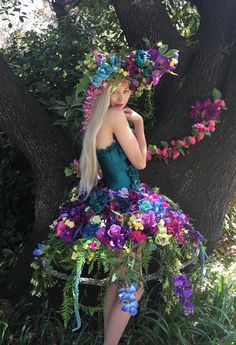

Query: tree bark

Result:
[1,0,236,300]
[111,0,236,252]
[0,56,77,300]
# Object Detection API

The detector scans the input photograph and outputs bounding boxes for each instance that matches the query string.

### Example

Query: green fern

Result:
[60,278,75,329]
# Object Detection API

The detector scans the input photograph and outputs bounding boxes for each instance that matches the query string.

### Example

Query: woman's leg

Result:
[103,283,119,335]
[103,249,144,345]
[103,286,144,345]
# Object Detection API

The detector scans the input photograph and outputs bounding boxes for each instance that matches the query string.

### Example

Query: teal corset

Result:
[96,140,140,191]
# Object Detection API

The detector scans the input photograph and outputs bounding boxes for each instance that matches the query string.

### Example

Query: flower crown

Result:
[80,44,179,131]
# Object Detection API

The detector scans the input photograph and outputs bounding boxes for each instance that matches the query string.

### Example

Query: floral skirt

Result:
[31,181,204,330]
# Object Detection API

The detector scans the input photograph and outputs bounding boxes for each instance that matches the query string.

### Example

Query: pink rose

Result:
[194,123,208,131]
[208,120,216,132]
[161,147,169,158]
[188,136,196,145]
[196,132,205,141]
[173,150,180,160]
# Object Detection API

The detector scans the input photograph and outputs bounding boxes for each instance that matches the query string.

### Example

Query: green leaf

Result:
[160,141,169,147]
[158,44,168,54]
[165,49,179,58]
[64,167,73,177]
[212,88,222,100]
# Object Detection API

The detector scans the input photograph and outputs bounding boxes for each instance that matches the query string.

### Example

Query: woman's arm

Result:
[124,108,147,169]
[107,108,147,169]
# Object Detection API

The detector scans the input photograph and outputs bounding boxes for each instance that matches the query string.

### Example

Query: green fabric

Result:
[97,140,140,191]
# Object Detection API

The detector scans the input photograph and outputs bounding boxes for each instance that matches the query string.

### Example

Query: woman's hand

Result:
[123,107,143,125]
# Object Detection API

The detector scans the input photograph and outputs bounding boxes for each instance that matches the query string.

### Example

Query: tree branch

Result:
[0,57,78,299]
[111,0,184,50]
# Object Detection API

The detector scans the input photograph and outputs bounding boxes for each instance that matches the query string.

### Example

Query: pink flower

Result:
[178,139,189,149]
[130,230,147,243]
[172,150,180,160]
[214,99,226,110]
[208,120,216,132]
[56,221,67,236]
[92,49,99,56]
[146,150,152,161]
[161,147,169,158]
[194,123,208,131]
[188,136,196,145]
[170,140,176,147]
[88,241,98,249]
[156,148,162,155]
[196,132,205,142]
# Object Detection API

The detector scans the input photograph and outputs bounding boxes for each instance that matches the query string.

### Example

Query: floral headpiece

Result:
[81,44,179,131]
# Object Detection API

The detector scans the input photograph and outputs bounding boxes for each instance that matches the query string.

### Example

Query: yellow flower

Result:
[90,215,102,224]
[169,58,178,66]
[155,220,172,246]
[65,220,75,229]
[128,215,144,231]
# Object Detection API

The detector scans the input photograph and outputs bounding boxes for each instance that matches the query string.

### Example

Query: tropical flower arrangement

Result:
[79,43,179,131]
[147,88,227,162]
[31,181,205,330]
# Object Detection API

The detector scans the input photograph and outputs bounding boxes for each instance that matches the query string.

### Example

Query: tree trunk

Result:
[111,0,236,252]
[0,56,77,300]
[1,0,236,300]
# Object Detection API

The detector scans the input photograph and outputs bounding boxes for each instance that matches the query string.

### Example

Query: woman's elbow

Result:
[135,161,146,170]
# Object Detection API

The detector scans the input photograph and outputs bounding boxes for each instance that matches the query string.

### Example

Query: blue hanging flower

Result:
[118,282,139,316]
[33,243,45,256]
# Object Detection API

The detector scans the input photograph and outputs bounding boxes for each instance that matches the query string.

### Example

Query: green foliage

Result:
[0,0,29,27]
[1,264,236,344]
[162,0,200,38]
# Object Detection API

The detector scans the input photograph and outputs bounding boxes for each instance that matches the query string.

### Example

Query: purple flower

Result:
[138,210,156,227]
[172,274,190,288]
[183,301,195,316]
[108,224,123,239]
[189,229,203,245]
[172,273,195,316]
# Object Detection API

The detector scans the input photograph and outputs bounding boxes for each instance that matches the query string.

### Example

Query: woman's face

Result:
[110,82,131,109]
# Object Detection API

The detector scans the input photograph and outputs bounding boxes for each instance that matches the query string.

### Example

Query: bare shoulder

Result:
[104,108,145,170]
[105,107,128,127]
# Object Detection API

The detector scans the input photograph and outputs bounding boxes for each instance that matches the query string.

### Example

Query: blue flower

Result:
[88,188,109,214]
[118,282,139,316]
[81,223,99,239]
[33,243,45,256]
[138,199,153,212]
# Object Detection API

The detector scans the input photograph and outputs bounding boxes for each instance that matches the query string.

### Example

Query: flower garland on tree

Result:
[147,88,227,163]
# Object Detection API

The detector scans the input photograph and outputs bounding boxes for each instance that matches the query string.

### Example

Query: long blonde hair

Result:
[78,85,112,199]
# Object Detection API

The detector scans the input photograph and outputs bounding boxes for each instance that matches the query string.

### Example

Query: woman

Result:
[31,48,202,345]
[79,80,146,344]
